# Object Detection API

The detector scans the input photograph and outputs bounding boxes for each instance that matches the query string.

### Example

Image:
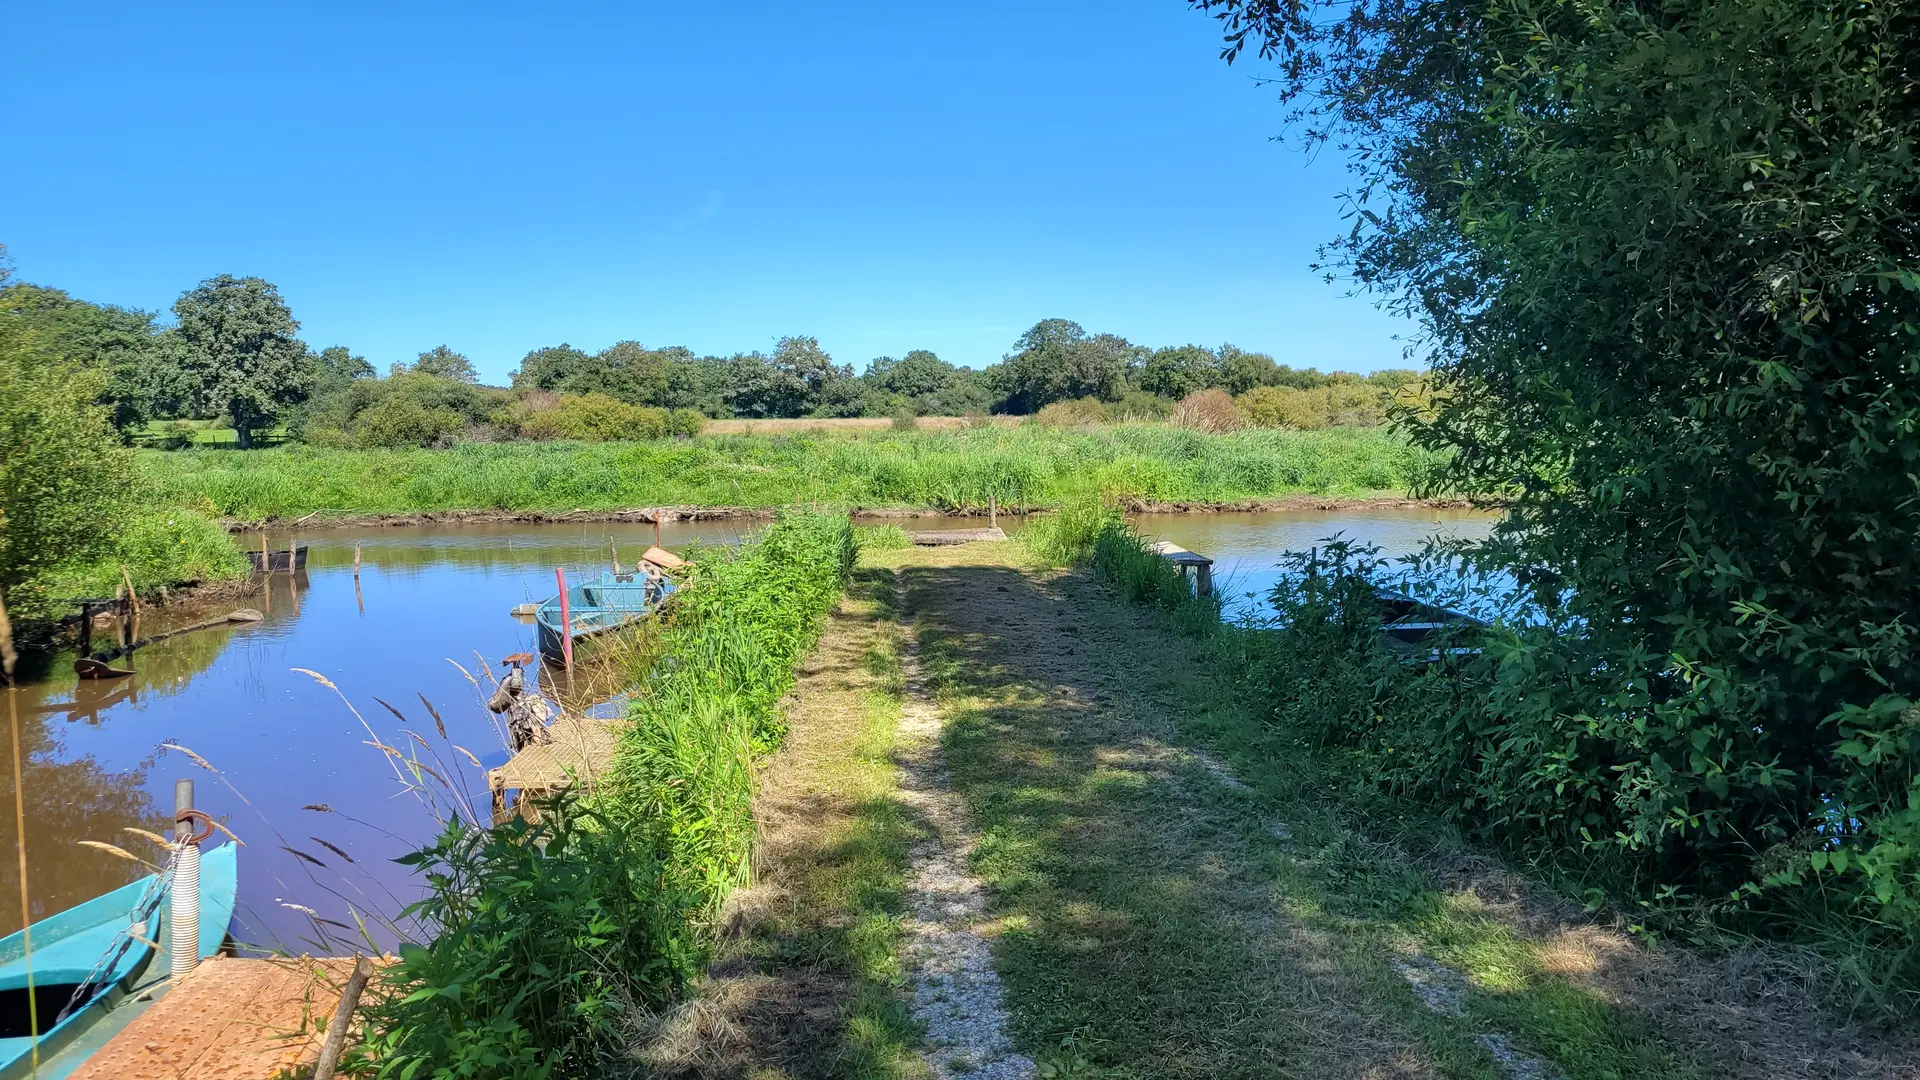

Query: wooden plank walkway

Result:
[909,527,1007,546]
[68,955,360,1080]
[487,716,623,820]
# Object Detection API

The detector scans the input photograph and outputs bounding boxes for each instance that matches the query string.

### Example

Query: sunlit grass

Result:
[139,424,1433,520]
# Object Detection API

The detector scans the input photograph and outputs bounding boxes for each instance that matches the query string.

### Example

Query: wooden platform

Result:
[1148,540,1215,597]
[68,955,361,1080]
[908,527,1007,546]
[487,716,624,819]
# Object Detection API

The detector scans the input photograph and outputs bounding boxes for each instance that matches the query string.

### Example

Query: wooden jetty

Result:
[908,527,1007,546]
[488,716,623,821]
[68,955,371,1080]
[1149,540,1215,598]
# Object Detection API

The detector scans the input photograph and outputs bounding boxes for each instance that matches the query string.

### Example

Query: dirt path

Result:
[893,570,1034,1080]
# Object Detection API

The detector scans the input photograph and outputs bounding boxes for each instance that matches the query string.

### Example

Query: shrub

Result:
[1109,390,1172,422]
[358,800,700,1078]
[1034,397,1110,428]
[353,396,465,449]
[510,393,703,442]
[1169,389,1243,433]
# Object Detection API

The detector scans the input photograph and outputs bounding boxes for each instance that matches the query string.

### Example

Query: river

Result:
[1,507,1492,948]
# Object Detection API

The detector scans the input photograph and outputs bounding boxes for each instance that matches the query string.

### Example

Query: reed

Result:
[139,424,1433,521]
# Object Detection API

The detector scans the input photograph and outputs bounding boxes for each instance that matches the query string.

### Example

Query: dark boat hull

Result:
[245,545,308,573]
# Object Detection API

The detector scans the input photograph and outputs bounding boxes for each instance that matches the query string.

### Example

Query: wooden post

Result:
[311,954,374,1080]
[353,543,362,578]
[260,532,270,572]
[989,493,997,529]
[655,515,662,549]
[1196,562,1214,599]
[556,568,574,671]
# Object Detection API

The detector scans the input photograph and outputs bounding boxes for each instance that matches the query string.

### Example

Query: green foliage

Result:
[170,274,314,448]
[606,511,856,913]
[1019,492,1122,567]
[1196,0,1920,970]
[509,393,703,442]
[298,372,506,447]
[0,291,137,625]
[401,345,478,384]
[42,506,248,602]
[0,282,186,440]
[357,800,700,1079]
[352,396,466,449]
[990,319,1140,413]
[145,425,1429,520]
[852,523,912,552]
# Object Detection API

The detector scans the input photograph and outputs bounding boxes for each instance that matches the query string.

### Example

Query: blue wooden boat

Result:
[0,843,238,1079]
[536,571,676,662]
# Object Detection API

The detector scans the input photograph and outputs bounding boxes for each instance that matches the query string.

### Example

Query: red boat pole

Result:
[556,567,574,671]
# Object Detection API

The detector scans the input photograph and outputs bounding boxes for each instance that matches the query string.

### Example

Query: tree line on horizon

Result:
[0,267,1419,449]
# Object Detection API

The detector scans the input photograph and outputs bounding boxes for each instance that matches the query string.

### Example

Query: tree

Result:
[316,346,374,384]
[0,257,135,628]
[992,320,1134,413]
[0,283,183,439]
[867,350,957,400]
[407,345,479,383]
[171,275,314,448]
[772,336,850,417]
[1139,344,1218,399]
[1215,344,1278,394]
[1195,0,1920,929]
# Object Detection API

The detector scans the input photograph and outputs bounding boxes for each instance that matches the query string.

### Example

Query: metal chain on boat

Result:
[51,841,181,1025]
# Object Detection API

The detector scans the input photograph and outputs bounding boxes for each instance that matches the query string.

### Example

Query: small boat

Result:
[536,571,676,662]
[0,843,238,1078]
[1372,587,1490,664]
[71,659,134,682]
[245,545,308,573]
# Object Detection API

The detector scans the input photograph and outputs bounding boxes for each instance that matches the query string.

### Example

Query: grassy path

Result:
[647,539,1910,1079]
[871,541,1703,1080]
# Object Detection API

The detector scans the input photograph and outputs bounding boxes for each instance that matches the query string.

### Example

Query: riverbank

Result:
[140,424,1436,523]
[208,493,1473,531]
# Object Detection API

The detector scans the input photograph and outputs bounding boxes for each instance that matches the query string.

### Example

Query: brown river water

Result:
[1,508,1493,950]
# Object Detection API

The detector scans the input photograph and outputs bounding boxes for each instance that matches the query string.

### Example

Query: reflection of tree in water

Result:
[0,697,162,936]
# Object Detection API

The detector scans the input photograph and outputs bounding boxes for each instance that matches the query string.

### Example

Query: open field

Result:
[700,415,1023,434]
[140,424,1434,522]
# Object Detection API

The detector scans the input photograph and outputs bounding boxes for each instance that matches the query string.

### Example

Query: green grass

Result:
[880,538,1700,1079]
[137,424,1434,521]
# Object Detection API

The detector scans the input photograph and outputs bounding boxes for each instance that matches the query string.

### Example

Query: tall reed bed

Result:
[604,510,856,912]
[140,424,1432,520]
[358,512,856,1078]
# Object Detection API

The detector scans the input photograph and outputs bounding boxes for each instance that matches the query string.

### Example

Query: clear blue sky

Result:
[1,1,1413,383]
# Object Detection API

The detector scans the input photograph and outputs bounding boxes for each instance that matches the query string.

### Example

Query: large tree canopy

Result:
[0,283,184,439]
[1194,0,1920,933]
[171,275,313,447]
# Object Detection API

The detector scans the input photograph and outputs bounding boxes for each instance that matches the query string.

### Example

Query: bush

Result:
[1109,390,1172,422]
[353,396,465,449]
[1034,397,1110,428]
[512,393,704,442]
[358,800,700,1078]
[1169,389,1243,433]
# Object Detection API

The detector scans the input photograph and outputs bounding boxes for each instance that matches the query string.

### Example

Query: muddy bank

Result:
[226,495,1478,531]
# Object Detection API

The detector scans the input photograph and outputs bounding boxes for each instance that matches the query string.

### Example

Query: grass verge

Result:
[137,424,1432,521]
[631,564,927,1078]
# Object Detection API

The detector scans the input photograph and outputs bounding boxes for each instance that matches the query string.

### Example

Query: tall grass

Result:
[140,424,1434,520]
[362,512,858,1077]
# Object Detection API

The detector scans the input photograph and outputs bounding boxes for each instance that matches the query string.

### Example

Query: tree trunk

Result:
[235,422,254,450]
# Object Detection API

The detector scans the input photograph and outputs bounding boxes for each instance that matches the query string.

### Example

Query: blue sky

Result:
[2,1,1413,383]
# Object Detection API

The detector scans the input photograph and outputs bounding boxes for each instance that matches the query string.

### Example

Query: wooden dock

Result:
[1149,540,1215,597]
[488,716,623,820]
[68,955,364,1080]
[908,527,1007,546]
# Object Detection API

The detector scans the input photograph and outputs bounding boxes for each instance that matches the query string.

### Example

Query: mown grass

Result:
[137,424,1433,521]
[878,533,1701,1078]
